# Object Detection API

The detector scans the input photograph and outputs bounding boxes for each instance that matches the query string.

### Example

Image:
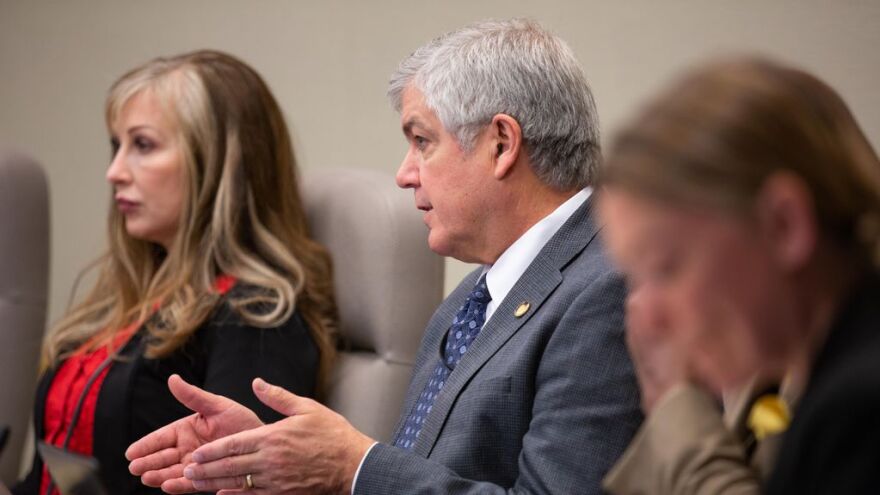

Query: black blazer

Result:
[766,272,880,494]
[13,290,320,495]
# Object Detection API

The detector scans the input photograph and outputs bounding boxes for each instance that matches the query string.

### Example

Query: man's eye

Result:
[414,136,427,149]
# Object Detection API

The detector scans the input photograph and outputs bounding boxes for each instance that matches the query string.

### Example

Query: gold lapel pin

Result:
[514,301,530,318]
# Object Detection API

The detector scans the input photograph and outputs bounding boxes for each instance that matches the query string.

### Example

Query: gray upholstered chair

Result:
[301,167,443,442]
[0,151,49,485]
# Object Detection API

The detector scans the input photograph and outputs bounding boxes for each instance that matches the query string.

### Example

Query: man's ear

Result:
[754,171,819,271]
[489,114,522,180]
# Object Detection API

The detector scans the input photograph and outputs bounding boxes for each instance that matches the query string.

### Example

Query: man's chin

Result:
[426,232,468,261]
[428,235,487,265]
[427,233,453,258]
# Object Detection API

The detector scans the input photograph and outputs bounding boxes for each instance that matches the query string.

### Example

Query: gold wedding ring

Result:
[245,473,255,490]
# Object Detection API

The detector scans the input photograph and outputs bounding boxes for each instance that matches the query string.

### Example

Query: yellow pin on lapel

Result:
[747,394,791,440]
[514,301,530,318]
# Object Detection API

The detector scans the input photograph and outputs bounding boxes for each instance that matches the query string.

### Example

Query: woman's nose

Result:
[106,148,131,186]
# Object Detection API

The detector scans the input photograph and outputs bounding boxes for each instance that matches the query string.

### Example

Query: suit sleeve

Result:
[200,307,320,424]
[354,270,643,494]
[603,385,761,495]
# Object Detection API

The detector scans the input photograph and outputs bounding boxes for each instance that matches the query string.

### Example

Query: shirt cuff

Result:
[351,441,379,495]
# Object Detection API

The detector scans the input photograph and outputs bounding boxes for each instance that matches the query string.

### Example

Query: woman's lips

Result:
[115,197,139,213]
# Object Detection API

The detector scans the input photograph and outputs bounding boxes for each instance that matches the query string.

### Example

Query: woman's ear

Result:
[754,171,819,271]
[490,114,522,180]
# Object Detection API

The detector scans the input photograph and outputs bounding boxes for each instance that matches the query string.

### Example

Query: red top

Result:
[39,275,236,495]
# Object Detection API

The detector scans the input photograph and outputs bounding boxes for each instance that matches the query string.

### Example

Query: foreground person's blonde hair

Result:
[43,50,337,388]
[602,56,880,268]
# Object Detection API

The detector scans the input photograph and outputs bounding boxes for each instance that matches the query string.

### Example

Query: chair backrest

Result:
[0,150,49,484]
[300,167,443,441]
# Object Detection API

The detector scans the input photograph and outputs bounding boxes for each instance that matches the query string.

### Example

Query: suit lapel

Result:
[414,197,601,457]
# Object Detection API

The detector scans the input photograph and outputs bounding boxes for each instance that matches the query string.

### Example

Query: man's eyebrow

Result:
[402,117,423,135]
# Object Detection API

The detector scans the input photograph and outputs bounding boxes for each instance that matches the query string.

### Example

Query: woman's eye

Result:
[110,138,120,158]
[622,271,640,291]
[134,136,155,152]
[651,254,681,281]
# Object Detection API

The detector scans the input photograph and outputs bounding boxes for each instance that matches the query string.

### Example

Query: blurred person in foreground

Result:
[600,56,880,494]
[12,50,336,495]
[125,18,642,495]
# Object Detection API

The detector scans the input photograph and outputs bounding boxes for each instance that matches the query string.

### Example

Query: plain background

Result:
[2,0,880,330]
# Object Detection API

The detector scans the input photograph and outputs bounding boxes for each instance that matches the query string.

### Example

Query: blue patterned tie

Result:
[394,274,492,451]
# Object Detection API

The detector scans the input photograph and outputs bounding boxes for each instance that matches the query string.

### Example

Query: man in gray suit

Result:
[126,18,642,494]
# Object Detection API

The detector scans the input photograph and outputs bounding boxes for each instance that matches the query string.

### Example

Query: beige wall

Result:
[2,0,879,329]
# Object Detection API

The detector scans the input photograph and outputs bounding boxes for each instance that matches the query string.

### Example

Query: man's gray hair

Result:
[388,18,601,189]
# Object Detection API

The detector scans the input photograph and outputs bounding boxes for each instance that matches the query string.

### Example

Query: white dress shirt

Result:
[351,188,592,493]
[482,188,591,323]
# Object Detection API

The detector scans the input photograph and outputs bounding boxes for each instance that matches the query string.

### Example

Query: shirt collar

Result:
[483,188,592,322]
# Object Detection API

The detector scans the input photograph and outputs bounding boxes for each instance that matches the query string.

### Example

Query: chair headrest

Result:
[0,150,49,302]
[301,168,443,364]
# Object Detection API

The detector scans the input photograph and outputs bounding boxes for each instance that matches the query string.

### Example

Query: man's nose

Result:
[395,150,419,190]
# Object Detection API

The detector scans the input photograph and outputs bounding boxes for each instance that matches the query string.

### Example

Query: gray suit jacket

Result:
[355,199,643,494]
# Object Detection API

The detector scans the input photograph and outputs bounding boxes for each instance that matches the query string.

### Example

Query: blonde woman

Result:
[13,50,336,495]
[600,57,880,493]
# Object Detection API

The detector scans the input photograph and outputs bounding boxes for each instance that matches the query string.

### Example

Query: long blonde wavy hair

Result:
[42,50,337,388]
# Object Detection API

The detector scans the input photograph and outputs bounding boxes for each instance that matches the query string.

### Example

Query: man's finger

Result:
[140,464,185,488]
[191,474,255,492]
[183,452,261,482]
[126,420,187,462]
[252,377,312,416]
[159,475,200,494]
[191,427,262,464]
[168,374,232,416]
[128,447,180,475]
